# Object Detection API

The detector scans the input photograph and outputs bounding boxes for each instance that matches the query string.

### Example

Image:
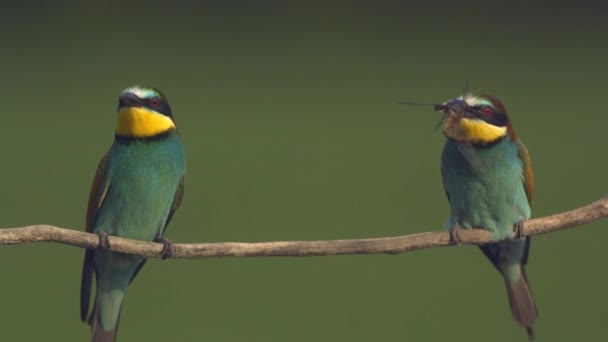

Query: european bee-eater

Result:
[80,86,186,342]
[436,93,538,340]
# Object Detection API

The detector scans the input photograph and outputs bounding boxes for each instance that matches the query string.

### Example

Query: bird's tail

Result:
[504,266,538,341]
[89,290,124,342]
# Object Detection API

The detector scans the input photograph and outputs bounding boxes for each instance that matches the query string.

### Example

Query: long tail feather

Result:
[505,266,538,341]
[89,289,124,342]
[80,250,95,321]
[90,305,121,342]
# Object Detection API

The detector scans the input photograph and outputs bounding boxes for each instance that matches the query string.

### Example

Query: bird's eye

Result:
[150,97,160,107]
[480,106,493,116]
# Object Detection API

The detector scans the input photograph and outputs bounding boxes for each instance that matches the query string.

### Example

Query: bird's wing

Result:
[85,153,111,232]
[515,138,534,265]
[516,139,534,206]
[129,175,185,285]
[80,152,111,322]
[440,159,451,203]
[164,175,185,233]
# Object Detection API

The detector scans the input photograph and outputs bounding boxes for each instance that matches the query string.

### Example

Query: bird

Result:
[435,93,538,340]
[80,86,186,342]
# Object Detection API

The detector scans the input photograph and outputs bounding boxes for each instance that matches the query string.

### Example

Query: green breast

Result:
[93,131,186,242]
[441,137,530,237]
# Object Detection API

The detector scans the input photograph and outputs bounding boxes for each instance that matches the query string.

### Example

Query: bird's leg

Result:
[513,219,526,239]
[449,225,462,245]
[155,236,173,260]
[97,230,111,250]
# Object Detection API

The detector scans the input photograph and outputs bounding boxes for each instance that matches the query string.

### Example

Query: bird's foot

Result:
[97,230,110,250]
[449,225,462,245]
[155,237,173,259]
[513,219,525,239]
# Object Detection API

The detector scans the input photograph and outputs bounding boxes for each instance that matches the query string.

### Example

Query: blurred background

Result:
[1,1,606,341]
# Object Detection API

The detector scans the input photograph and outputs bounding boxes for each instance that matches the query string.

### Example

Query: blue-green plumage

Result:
[442,138,530,239]
[94,133,185,241]
[437,93,538,340]
[80,86,186,342]
[442,137,530,282]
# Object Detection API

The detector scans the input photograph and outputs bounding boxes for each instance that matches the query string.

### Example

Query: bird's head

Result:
[116,86,176,138]
[435,93,516,145]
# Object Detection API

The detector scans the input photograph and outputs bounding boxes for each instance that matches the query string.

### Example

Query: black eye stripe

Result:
[472,107,508,127]
[149,97,161,107]
[145,100,172,118]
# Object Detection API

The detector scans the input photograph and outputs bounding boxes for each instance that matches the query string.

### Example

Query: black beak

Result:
[435,99,467,115]
[434,104,447,112]
[118,92,141,109]
[432,99,468,133]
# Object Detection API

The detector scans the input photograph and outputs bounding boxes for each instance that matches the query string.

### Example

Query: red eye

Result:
[481,106,493,116]
[150,97,160,107]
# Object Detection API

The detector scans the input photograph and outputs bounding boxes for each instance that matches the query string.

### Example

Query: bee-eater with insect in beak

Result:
[436,93,538,340]
[80,86,186,342]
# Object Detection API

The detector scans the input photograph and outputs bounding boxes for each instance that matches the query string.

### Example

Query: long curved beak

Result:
[435,98,467,115]
[118,92,142,109]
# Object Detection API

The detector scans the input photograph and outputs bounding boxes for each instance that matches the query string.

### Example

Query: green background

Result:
[1,1,606,341]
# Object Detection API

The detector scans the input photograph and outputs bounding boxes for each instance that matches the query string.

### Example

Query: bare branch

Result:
[1,196,606,259]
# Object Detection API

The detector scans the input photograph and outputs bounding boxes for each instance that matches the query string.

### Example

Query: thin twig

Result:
[0,196,606,259]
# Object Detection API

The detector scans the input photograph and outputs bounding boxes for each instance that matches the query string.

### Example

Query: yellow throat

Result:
[116,107,175,138]
[446,117,507,143]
